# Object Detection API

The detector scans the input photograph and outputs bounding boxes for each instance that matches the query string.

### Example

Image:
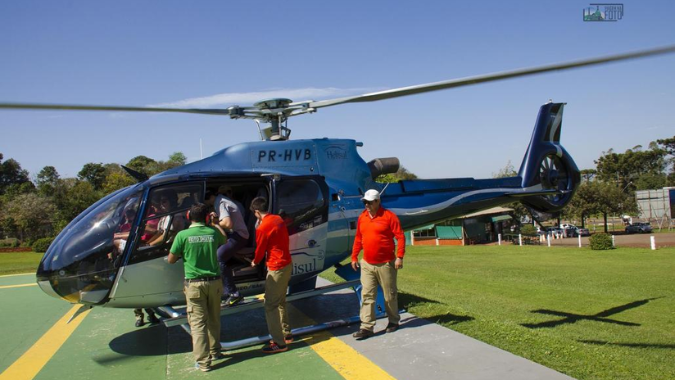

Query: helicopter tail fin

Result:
[516,102,580,213]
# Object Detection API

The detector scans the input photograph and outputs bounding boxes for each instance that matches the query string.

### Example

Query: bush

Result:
[590,233,614,250]
[32,237,55,253]
[520,224,537,235]
[0,238,20,248]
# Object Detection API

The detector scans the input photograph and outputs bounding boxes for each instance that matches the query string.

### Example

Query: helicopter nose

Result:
[36,245,118,305]
[34,186,143,305]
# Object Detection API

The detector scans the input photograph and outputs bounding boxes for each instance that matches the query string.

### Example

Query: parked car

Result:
[546,227,565,237]
[625,223,652,234]
[571,227,590,237]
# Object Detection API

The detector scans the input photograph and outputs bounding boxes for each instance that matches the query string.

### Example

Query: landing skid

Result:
[156,278,388,351]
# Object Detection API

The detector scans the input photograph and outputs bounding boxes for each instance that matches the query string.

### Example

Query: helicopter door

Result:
[273,177,329,279]
[107,182,204,307]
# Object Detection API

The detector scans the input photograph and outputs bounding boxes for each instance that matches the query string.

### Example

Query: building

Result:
[405,207,514,246]
[635,187,675,229]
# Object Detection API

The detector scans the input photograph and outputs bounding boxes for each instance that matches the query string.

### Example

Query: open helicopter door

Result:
[107,182,205,308]
[271,175,330,292]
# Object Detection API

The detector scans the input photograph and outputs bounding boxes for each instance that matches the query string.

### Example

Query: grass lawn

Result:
[324,245,675,380]
[0,252,42,275]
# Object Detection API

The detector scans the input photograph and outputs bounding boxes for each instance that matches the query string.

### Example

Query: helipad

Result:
[0,274,574,380]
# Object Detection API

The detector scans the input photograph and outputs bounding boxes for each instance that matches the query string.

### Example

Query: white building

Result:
[635,187,675,229]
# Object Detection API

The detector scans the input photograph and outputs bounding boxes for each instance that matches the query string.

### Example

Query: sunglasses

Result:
[362,200,376,205]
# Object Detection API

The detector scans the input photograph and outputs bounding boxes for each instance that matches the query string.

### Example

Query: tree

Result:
[168,152,187,166]
[376,166,418,183]
[52,179,101,224]
[0,153,30,195]
[102,171,136,194]
[36,166,60,196]
[1,193,56,242]
[580,169,597,182]
[126,155,157,176]
[656,136,675,186]
[565,180,636,232]
[78,163,106,190]
[595,144,667,192]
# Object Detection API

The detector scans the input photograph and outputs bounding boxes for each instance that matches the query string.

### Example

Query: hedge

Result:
[32,237,55,253]
[590,233,614,250]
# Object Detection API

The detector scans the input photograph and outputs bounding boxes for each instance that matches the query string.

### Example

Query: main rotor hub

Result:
[254,98,293,109]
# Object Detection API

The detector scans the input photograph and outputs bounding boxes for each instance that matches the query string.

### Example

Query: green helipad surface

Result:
[0,274,576,380]
[0,274,349,380]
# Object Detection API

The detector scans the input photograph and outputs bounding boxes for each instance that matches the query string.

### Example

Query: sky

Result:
[1,0,674,180]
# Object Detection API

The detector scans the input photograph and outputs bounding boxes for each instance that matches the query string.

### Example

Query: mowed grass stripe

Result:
[0,305,91,380]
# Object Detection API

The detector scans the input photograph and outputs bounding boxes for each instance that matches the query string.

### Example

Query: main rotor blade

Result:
[0,103,233,116]
[308,45,675,109]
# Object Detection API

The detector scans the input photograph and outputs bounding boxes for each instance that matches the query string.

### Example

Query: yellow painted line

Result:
[0,305,91,380]
[290,305,396,380]
[0,273,33,278]
[0,283,37,289]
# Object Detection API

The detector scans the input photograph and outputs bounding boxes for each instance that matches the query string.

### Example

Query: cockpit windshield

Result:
[37,185,143,304]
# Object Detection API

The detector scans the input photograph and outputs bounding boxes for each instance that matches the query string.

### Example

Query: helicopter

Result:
[1,45,674,312]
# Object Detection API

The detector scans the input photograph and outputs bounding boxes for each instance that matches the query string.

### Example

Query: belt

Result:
[184,275,221,283]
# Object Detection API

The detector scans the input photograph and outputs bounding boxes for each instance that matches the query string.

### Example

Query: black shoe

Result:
[352,329,374,340]
[135,318,144,328]
[222,293,244,307]
[385,323,399,333]
[147,314,161,325]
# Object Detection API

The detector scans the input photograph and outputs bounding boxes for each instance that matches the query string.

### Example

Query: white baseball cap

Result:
[361,189,380,202]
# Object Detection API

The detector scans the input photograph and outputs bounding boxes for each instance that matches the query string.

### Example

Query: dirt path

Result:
[547,231,675,248]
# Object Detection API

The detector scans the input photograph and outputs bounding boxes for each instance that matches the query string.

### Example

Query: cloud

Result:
[148,87,379,108]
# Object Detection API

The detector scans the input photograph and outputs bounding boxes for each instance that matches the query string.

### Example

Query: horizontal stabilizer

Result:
[507,189,571,198]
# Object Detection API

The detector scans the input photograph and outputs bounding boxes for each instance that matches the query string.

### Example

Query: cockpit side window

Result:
[276,178,328,234]
[129,182,203,265]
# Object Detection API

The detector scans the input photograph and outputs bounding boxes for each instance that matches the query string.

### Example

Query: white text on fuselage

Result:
[292,258,318,275]
[258,149,312,162]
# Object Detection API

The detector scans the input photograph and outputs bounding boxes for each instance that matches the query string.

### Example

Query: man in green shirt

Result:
[168,203,226,372]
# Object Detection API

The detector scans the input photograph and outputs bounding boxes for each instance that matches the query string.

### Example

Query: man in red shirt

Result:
[250,197,293,353]
[351,189,405,339]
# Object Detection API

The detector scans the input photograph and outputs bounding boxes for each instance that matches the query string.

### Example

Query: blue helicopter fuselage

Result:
[36,102,579,308]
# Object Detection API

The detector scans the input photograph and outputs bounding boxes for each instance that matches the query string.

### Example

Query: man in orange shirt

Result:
[250,197,293,353]
[351,189,405,340]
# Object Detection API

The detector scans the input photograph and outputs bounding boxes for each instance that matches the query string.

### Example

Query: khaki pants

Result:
[264,264,292,345]
[359,259,400,331]
[185,279,223,369]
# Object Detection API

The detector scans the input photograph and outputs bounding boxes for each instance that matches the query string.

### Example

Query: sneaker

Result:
[222,293,244,307]
[352,329,374,340]
[269,335,294,345]
[194,363,211,372]
[262,342,288,354]
[209,352,226,361]
[385,323,399,333]
[135,318,144,328]
[147,314,161,325]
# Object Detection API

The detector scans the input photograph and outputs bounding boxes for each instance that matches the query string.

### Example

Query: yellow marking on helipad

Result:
[0,304,91,380]
[289,304,395,380]
[0,283,37,289]
[308,330,396,380]
[0,273,33,278]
